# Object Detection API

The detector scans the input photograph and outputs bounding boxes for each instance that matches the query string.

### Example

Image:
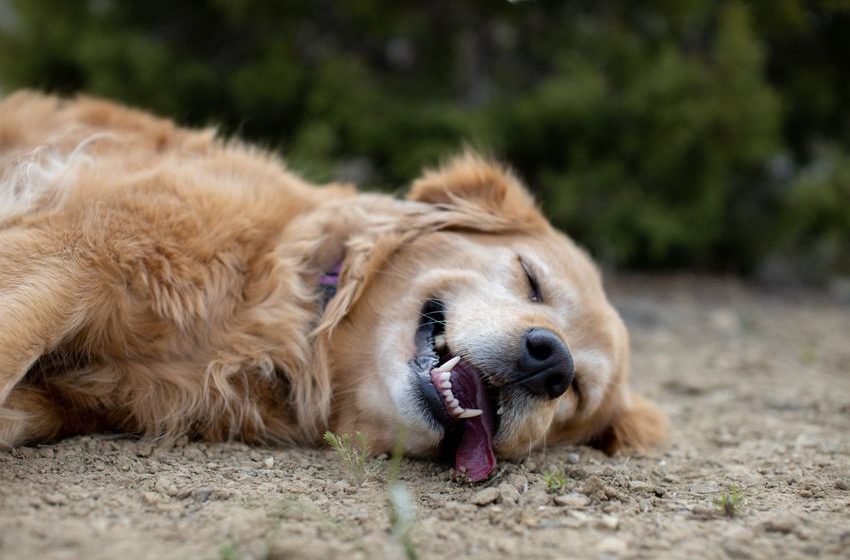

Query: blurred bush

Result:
[0,0,847,279]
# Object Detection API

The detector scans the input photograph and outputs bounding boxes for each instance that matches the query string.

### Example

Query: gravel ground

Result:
[1,275,849,560]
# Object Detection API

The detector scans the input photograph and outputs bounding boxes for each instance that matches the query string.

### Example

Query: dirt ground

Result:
[1,276,848,560]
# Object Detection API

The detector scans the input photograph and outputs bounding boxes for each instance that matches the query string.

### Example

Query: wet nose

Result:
[516,328,574,399]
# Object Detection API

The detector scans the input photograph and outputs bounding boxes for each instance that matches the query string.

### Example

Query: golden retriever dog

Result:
[0,91,664,481]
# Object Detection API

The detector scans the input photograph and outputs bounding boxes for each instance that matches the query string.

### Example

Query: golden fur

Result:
[0,91,664,464]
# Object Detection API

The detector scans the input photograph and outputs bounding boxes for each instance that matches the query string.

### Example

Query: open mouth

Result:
[412,298,500,482]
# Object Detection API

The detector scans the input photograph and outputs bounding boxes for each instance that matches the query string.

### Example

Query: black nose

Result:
[516,328,574,399]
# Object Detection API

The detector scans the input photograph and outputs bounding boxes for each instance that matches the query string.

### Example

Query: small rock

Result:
[763,517,794,534]
[580,475,605,496]
[154,476,185,497]
[191,488,213,503]
[554,493,590,508]
[43,493,67,506]
[628,480,652,491]
[522,488,551,506]
[470,487,500,506]
[331,480,350,494]
[835,479,849,491]
[594,514,619,530]
[142,491,161,505]
[37,448,55,459]
[507,474,528,491]
[566,452,581,464]
[498,483,520,504]
[263,457,275,469]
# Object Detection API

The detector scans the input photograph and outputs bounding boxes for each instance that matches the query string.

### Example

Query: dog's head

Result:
[325,153,665,481]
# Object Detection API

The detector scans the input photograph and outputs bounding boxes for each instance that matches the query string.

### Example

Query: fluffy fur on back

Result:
[0,92,665,464]
[0,91,353,445]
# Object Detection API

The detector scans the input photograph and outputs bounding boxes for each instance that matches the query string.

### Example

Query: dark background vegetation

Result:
[1,0,847,281]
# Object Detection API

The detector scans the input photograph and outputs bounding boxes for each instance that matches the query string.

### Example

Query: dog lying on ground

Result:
[0,91,665,480]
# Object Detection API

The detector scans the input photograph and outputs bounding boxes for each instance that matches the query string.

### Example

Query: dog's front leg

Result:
[0,229,90,407]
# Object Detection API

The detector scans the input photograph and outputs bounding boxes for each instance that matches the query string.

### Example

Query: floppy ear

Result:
[590,393,667,455]
[408,152,547,228]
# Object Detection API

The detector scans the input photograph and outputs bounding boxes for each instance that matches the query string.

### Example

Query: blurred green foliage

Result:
[1,0,847,279]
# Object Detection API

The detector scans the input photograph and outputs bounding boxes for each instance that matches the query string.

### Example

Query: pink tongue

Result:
[451,366,496,482]
[455,414,496,482]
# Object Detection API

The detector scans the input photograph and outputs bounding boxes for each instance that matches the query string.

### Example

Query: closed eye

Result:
[518,255,543,303]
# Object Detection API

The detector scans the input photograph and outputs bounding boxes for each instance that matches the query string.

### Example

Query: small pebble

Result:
[142,491,161,505]
[554,493,590,508]
[43,493,67,506]
[469,487,500,506]
[192,488,213,503]
[498,483,520,504]
[507,474,528,491]
[762,517,794,534]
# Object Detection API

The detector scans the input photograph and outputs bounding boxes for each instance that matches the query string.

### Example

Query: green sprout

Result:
[543,470,567,492]
[714,485,744,517]
[323,431,381,485]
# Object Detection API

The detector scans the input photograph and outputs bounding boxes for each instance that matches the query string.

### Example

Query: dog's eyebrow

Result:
[517,254,543,303]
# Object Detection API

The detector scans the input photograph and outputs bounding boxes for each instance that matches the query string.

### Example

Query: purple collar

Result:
[319,261,342,308]
[319,262,342,287]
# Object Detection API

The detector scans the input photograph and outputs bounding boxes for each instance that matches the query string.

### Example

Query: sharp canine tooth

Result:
[438,371,451,382]
[458,408,483,418]
[434,356,461,372]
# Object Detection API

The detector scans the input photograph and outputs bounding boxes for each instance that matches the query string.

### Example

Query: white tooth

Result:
[434,334,447,349]
[438,371,452,382]
[458,408,483,419]
[450,406,465,417]
[448,398,459,408]
[434,356,461,373]
[439,380,452,389]
[496,406,504,415]
[442,390,453,399]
